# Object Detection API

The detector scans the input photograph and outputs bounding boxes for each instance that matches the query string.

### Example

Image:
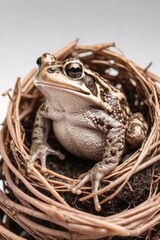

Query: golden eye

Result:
[64,62,83,79]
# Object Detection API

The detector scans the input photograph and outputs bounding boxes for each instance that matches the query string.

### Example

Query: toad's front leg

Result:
[27,104,65,173]
[72,125,125,211]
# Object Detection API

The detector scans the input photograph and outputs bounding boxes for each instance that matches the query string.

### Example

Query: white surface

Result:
[0,0,160,189]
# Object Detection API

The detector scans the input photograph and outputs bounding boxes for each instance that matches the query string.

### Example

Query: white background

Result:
[0,0,160,189]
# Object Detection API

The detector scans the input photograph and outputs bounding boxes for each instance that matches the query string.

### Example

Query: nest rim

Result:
[0,40,160,240]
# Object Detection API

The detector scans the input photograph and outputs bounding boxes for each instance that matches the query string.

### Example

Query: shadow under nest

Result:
[0,41,160,240]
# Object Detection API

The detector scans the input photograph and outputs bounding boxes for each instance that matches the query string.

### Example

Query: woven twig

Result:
[0,40,160,240]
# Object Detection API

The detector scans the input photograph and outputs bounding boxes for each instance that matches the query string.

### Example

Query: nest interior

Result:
[0,40,160,240]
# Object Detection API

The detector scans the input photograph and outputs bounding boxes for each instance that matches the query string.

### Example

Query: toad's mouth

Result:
[35,78,90,95]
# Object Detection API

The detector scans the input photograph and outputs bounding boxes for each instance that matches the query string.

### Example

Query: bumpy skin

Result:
[28,53,148,211]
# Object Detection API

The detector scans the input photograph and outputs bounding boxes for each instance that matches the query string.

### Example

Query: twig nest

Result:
[0,40,160,240]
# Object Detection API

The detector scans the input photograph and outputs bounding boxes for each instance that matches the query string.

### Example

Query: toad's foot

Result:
[70,162,108,212]
[27,142,65,173]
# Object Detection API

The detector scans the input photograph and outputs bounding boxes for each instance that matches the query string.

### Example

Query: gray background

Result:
[0,0,160,125]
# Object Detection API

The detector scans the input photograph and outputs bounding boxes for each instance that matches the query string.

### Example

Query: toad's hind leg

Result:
[126,113,148,147]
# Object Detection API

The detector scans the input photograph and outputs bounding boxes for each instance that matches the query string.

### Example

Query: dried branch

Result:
[0,40,159,239]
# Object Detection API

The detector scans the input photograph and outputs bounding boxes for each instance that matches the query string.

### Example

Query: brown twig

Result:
[0,41,159,239]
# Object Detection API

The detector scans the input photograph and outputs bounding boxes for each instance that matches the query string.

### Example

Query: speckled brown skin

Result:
[28,53,148,211]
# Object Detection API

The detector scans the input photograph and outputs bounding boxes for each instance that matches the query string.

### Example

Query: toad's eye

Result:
[64,62,83,79]
[36,57,42,66]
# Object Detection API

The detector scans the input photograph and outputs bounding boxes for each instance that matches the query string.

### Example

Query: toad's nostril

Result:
[36,57,42,66]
